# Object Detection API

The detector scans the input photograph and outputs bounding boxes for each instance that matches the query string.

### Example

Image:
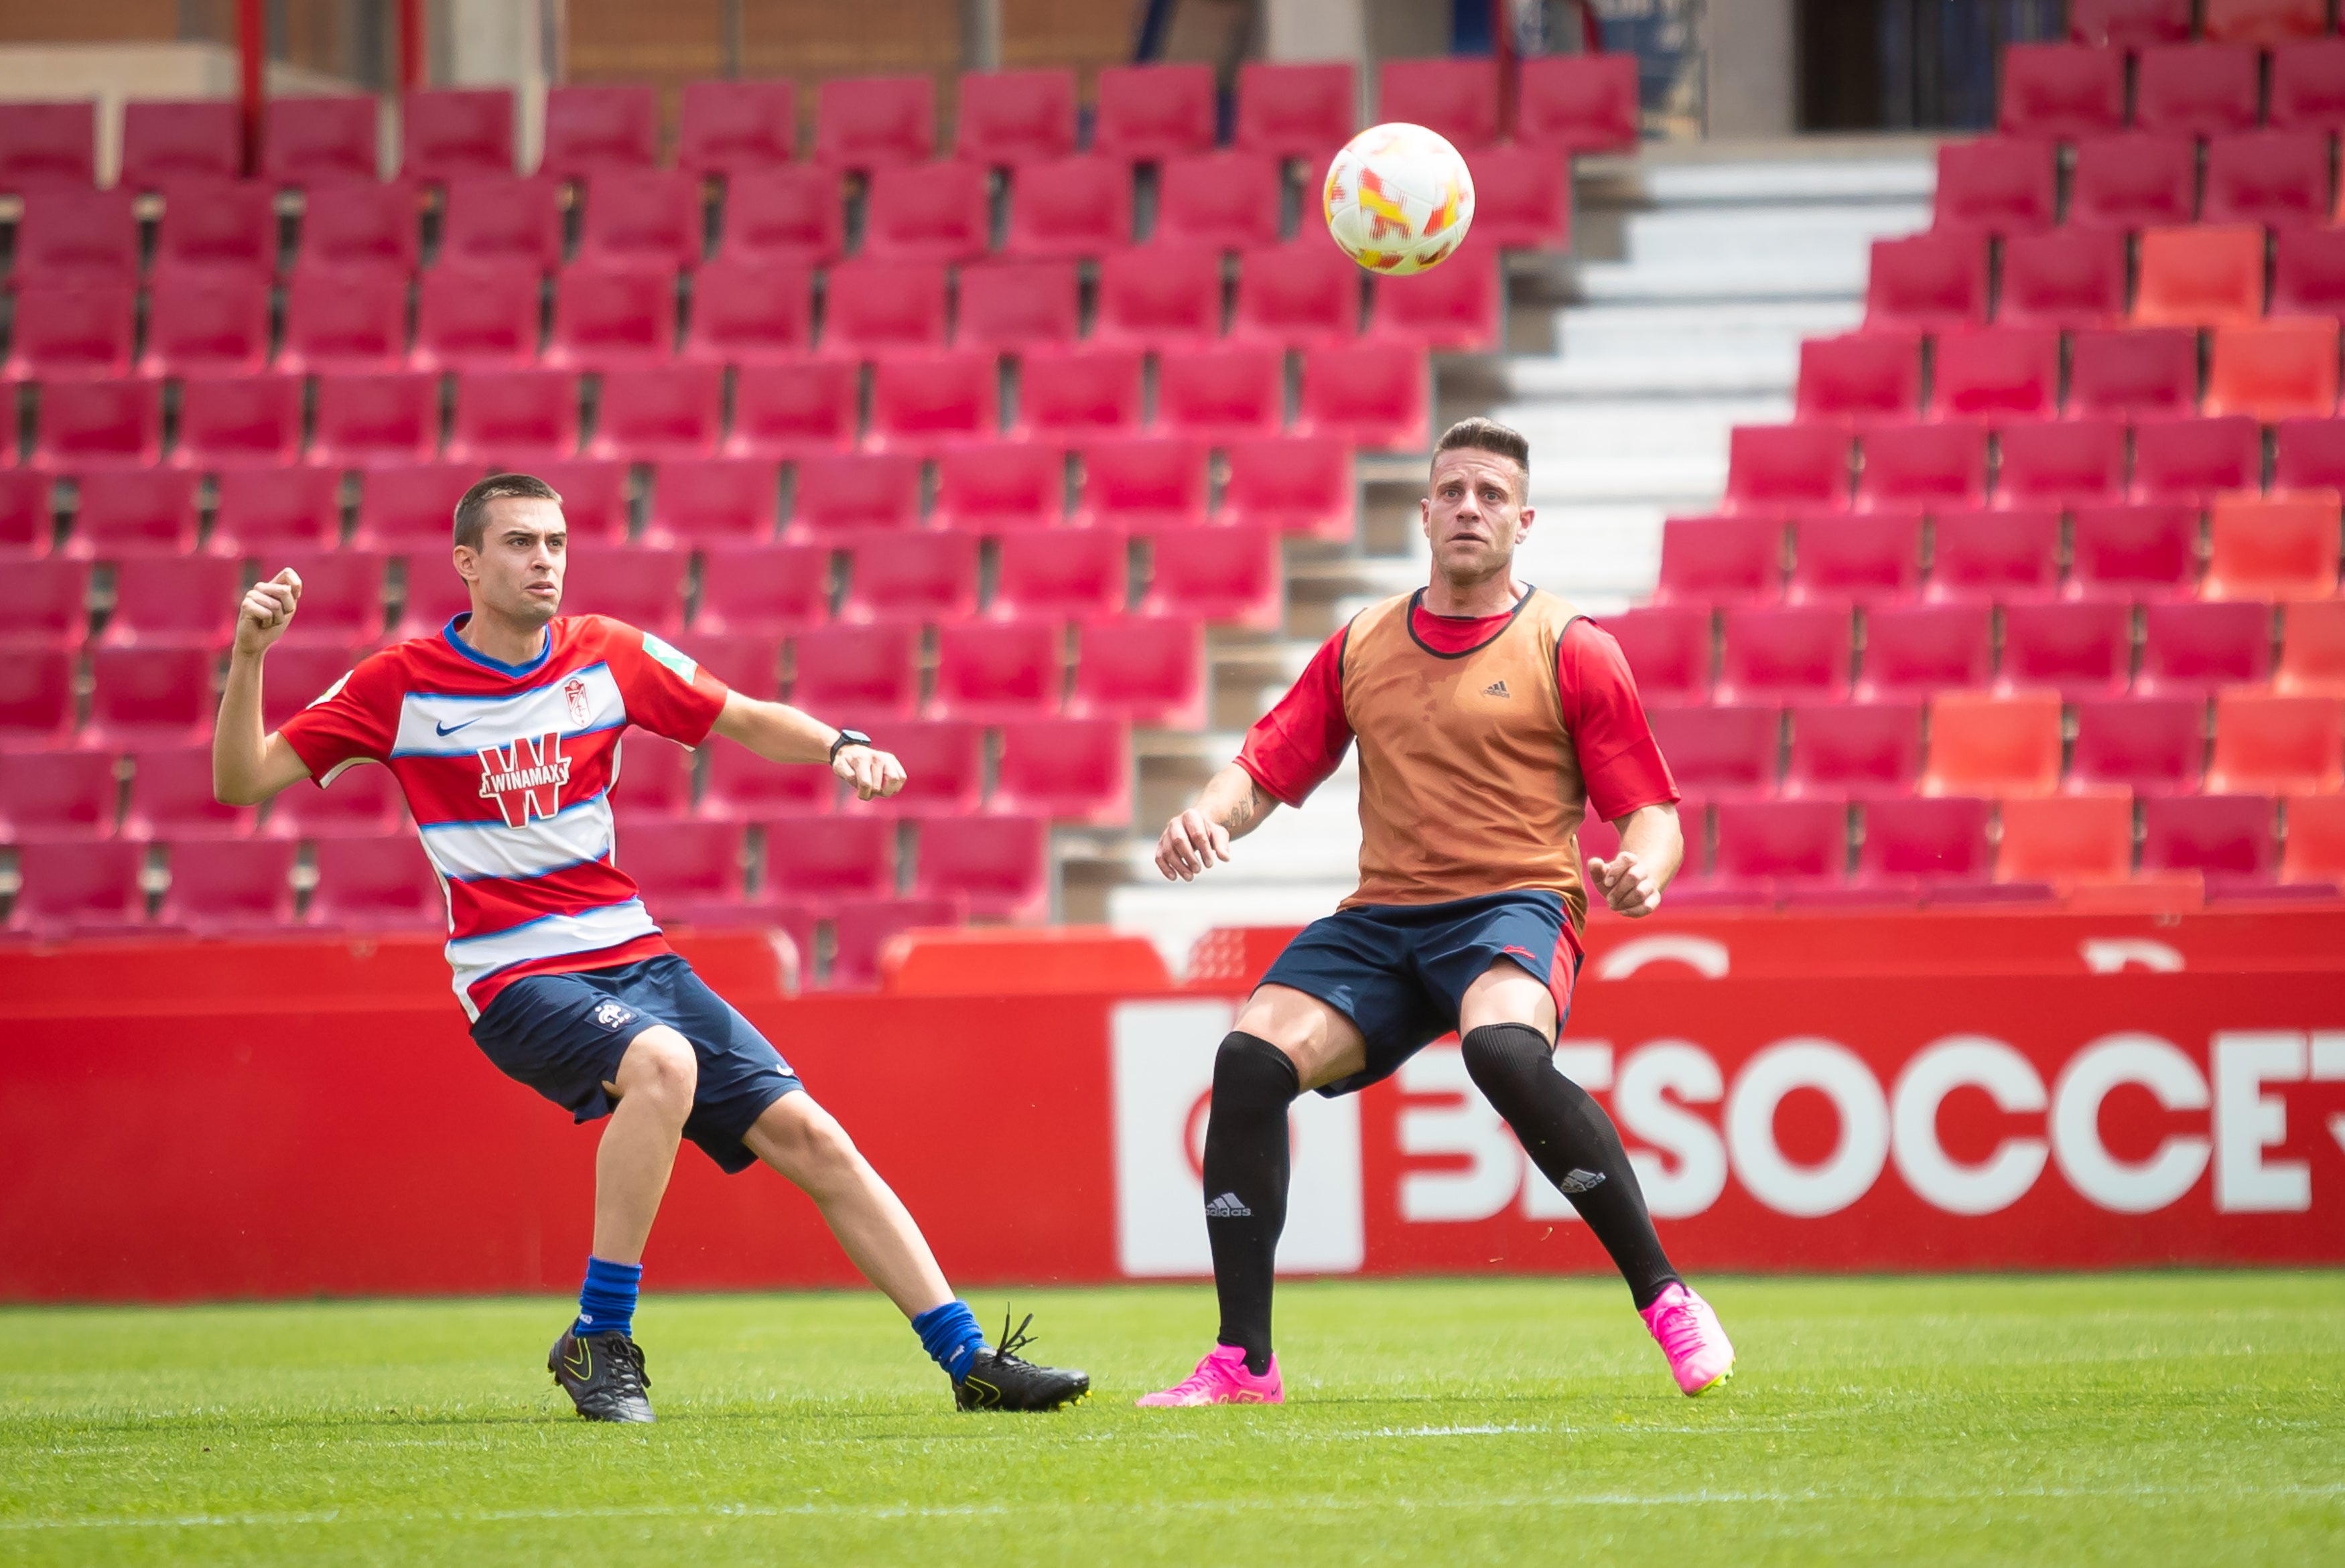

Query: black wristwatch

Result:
[829,729,873,763]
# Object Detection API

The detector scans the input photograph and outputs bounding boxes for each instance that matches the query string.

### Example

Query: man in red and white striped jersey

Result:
[213,472,1086,1422]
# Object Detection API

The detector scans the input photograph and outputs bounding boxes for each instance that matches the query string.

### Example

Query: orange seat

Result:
[2278,599,2345,694]
[2204,0,2330,44]
[1923,691,2064,797]
[2282,792,2345,883]
[2206,319,2341,421]
[1997,793,2135,883]
[2135,226,2267,328]
[2208,692,2344,794]
[2206,491,2344,599]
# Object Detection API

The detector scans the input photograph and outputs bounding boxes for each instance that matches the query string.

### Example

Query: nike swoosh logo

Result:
[436,717,482,737]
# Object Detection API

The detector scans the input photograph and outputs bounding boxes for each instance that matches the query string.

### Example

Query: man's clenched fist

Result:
[234,567,303,656]
[1589,849,1662,918]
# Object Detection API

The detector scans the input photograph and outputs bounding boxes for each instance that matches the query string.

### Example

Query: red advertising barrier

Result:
[3,912,2342,1302]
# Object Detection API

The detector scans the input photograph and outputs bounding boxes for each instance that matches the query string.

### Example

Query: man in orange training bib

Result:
[1136,418,1735,1407]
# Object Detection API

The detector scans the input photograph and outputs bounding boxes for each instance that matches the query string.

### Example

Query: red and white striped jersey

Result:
[279,614,730,1021]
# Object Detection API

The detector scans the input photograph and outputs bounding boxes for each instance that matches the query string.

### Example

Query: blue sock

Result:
[574,1257,641,1338]
[912,1300,985,1381]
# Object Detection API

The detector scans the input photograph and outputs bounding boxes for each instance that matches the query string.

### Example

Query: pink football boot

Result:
[1135,1344,1284,1407]
[1640,1283,1735,1397]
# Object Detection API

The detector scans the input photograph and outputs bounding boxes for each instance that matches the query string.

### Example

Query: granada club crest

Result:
[478,733,572,827]
[563,676,592,729]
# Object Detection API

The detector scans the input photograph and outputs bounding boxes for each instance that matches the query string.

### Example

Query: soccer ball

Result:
[1321,121,1477,275]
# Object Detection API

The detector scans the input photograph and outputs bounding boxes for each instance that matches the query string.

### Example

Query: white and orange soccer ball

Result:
[1321,121,1476,275]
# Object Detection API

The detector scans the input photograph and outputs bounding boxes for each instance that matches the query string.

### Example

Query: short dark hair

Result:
[454,473,563,551]
[1432,417,1530,498]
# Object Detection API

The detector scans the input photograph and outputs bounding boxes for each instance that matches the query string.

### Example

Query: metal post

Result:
[239,0,265,175]
[1492,0,1515,137]
[722,0,744,78]
[398,0,425,90]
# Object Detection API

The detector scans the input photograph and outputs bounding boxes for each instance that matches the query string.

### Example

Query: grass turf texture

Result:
[2,1273,2340,1565]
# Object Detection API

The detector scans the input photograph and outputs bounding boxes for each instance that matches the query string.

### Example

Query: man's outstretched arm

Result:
[1589,801,1683,918]
[1155,762,1280,881]
[707,689,907,802]
[214,568,316,806]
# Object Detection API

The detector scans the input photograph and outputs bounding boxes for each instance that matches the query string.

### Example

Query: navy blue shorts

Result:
[470,953,802,1174]
[1258,889,1581,1098]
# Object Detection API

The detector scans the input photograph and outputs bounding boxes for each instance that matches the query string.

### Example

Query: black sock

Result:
[1461,1022,1682,1311]
[1201,1031,1300,1376]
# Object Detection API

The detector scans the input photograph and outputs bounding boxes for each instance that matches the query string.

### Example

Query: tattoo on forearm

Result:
[1221,783,1269,834]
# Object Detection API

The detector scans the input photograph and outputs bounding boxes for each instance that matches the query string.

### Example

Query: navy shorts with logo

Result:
[1258,889,1581,1098]
[470,952,802,1174]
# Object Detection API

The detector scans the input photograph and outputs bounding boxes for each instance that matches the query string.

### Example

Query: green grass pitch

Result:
[4,1273,2341,1565]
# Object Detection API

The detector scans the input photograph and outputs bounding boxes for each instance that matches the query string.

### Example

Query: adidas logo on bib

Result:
[1483,680,1510,698]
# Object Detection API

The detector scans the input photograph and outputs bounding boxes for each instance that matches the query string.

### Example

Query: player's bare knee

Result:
[751,1093,861,1184]
[1457,960,1556,1041]
[612,1025,697,1110]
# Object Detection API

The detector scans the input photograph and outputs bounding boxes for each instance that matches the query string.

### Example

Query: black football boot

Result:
[953,1310,1091,1412]
[549,1328,655,1423]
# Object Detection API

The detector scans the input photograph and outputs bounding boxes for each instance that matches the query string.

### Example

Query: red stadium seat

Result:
[2073,697,2205,794]
[1462,142,1569,251]
[700,715,839,821]
[763,814,892,896]
[2210,692,2344,793]
[994,717,1132,826]
[1857,422,1987,513]
[827,896,967,988]
[2069,328,2199,419]
[1789,514,1920,605]
[1856,794,1995,894]
[815,74,933,169]
[33,382,160,472]
[152,178,276,277]
[560,547,689,636]
[1653,514,1784,606]
[727,359,861,459]
[2272,227,2345,324]
[1604,605,1714,707]
[2283,792,2345,885]
[257,549,385,646]
[644,458,780,547]
[175,374,304,472]
[2070,502,2202,599]
[2001,599,2135,699]
[277,265,407,374]
[2140,600,2275,695]
[862,160,990,264]
[391,561,470,640]
[261,747,406,837]
[1155,345,1285,441]
[1093,246,1224,348]
[790,622,921,724]
[2203,131,2332,230]
[0,102,94,192]
[1220,436,1355,540]
[693,543,828,634]
[2130,414,2261,500]
[86,646,214,748]
[576,169,703,272]
[1516,53,1640,153]
[821,261,947,357]
[4,282,134,382]
[1004,155,1132,258]
[957,67,1077,165]
[0,648,76,750]
[308,835,448,930]
[2277,414,2345,492]
[2000,794,2136,883]
[4,841,147,937]
[788,453,923,537]
[350,464,478,550]
[1074,439,1209,531]
[2070,0,2190,47]
[261,96,377,186]
[1860,601,1997,697]
[68,471,200,558]
[1156,151,1284,251]
[1141,524,1283,630]
[312,372,440,468]
[1786,701,1922,798]
[912,810,1051,920]
[1296,342,1430,453]
[0,472,52,557]
[931,619,1063,719]
[546,266,675,371]
[838,531,980,624]
[2279,599,2345,695]
[2135,44,2261,135]
[2068,132,2196,231]
[104,556,240,648]
[437,175,561,273]
[1093,64,1215,162]
[412,261,542,370]
[1691,801,1853,900]
[0,556,86,646]
[2142,793,2278,879]
[1725,425,1852,514]
[1924,691,2064,796]
[956,259,1079,350]
[1997,227,2127,330]
[2135,226,2265,328]
[2206,320,2341,421]
[123,744,252,839]
[846,721,985,817]
[2208,492,2344,599]
[933,443,1064,534]
[0,748,115,841]
[1717,605,1852,703]
[868,352,1000,451]
[519,459,629,543]
[1996,419,2126,508]
[587,363,724,461]
[1864,231,1989,329]
[2203,0,2329,45]
[1795,332,1922,425]
[446,369,580,465]
[2271,38,2345,130]
[720,165,844,267]
[676,79,795,173]
[1013,348,1144,441]
[1231,241,1360,347]
[1369,244,1501,350]
[12,191,138,286]
[1930,329,2059,421]
[541,84,655,179]
[992,528,1130,622]
[1235,60,1355,158]
[1377,58,1498,149]
[1647,705,1781,796]
[1999,45,2125,139]
[1070,614,1205,727]
[683,258,815,364]
[402,88,513,182]
[141,269,274,378]
[1933,137,2055,234]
